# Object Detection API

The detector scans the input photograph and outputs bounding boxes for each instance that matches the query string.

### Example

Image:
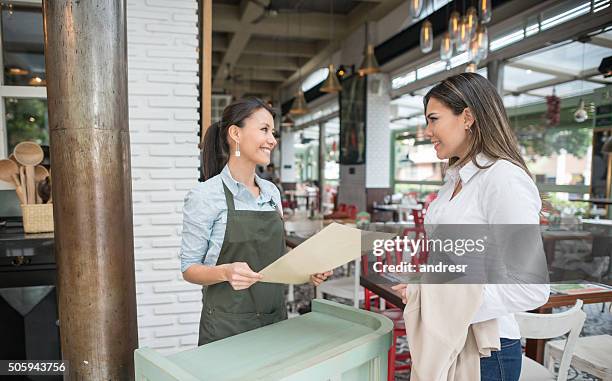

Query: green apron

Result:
[198,181,287,345]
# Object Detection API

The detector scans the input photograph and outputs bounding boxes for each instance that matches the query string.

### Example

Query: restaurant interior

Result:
[0,0,611,380]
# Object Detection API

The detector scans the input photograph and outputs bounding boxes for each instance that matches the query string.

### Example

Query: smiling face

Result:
[424,97,472,160]
[229,107,277,166]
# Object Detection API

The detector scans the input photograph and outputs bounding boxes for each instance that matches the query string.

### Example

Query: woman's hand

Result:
[221,262,263,290]
[310,271,333,286]
[391,283,408,304]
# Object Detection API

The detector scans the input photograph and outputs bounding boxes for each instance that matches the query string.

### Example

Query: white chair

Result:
[544,303,612,381]
[516,299,586,381]
[315,257,362,308]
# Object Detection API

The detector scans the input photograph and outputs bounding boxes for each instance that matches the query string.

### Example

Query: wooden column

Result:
[199,0,213,147]
[42,1,137,379]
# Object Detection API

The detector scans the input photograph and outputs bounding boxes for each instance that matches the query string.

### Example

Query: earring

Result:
[235,141,240,157]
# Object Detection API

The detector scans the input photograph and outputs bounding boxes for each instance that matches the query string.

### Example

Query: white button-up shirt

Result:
[425,153,550,339]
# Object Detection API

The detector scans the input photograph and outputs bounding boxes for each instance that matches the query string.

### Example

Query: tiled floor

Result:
[290,282,612,381]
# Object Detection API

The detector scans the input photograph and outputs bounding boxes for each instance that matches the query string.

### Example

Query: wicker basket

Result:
[21,203,54,233]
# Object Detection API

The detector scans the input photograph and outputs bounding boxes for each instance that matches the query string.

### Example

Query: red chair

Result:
[361,252,411,380]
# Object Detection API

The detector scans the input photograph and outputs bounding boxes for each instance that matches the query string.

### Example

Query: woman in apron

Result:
[180,97,331,345]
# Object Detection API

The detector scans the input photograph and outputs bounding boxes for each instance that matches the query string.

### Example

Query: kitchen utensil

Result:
[34,166,49,204]
[13,142,44,204]
[11,174,26,205]
[19,166,27,204]
[0,159,18,184]
[0,159,26,204]
[8,153,19,165]
[37,177,51,204]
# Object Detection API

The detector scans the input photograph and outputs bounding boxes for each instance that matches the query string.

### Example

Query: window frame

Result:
[0,0,46,191]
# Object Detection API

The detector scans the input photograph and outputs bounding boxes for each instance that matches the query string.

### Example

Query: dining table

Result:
[359,272,612,364]
[372,203,422,222]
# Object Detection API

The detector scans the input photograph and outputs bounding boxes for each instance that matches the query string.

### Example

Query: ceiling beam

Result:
[589,35,612,49]
[243,38,318,58]
[507,61,575,78]
[211,3,348,40]
[235,54,299,71]
[224,68,290,83]
[282,0,405,87]
[212,0,267,88]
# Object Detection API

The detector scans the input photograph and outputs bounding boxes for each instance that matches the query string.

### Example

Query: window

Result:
[0,1,47,190]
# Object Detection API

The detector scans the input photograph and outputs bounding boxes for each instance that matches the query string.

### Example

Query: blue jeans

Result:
[480,338,522,381]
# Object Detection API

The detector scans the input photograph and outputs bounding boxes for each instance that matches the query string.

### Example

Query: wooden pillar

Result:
[42,1,138,379]
[199,0,213,147]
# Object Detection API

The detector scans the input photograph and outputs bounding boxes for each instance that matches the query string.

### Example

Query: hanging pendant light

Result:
[408,0,424,20]
[321,64,342,93]
[465,63,477,73]
[448,10,461,41]
[574,99,588,123]
[359,22,380,76]
[420,19,433,53]
[456,17,470,52]
[290,90,308,115]
[466,6,478,39]
[281,114,295,128]
[321,1,341,93]
[359,44,380,76]
[479,0,492,24]
[468,38,481,64]
[475,24,489,62]
[440,32,453,62]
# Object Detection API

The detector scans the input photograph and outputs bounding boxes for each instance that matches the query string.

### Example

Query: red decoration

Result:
[545,93,561,126]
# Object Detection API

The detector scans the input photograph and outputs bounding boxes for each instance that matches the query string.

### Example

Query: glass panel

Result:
[513,42,612,75]
[2,6,45,86]
[503,66,556,92]
[294,126,319,184]
[528,80,604,98]
[5,98,49,153]
[394,133,443,182]
[503,94,543,108]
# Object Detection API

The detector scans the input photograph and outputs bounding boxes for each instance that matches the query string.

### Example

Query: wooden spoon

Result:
[34,166,49,204]
[8,153,19,165]
[13,142,44,204]
[0,159,18,184]
[0,159,26,204]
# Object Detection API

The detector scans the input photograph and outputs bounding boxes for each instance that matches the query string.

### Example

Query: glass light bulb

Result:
[466,7,478,39]
[475,24,488,61]
[479,0,492,24]
[456,17,470,52]
[409,0,424,19]
[420,20,433,53]
[440,32,453,62]
[448,10,460,40]
[466,63,477,73]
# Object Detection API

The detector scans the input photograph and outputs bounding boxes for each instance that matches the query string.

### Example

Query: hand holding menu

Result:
[260,222,393,284]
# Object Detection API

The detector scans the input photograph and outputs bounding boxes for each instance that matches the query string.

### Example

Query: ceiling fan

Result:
[249,0,301,25]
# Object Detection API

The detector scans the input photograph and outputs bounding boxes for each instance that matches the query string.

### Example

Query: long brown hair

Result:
[423,73,532,178]
[201,97,275,181]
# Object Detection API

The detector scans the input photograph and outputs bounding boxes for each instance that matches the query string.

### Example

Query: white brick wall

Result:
[127,0,201,354]
[365,73,391,188]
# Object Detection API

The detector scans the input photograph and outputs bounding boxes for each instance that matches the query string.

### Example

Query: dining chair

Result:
[515,300,586,381]
[544,302,612,381]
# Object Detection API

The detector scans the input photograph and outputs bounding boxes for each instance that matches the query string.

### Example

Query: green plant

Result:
[5,98,49,152]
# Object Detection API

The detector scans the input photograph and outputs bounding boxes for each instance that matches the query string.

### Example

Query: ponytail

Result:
[201,120,227,181]
[200,97,276,181]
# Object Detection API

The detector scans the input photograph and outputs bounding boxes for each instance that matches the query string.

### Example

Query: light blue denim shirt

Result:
[180,165,282,272]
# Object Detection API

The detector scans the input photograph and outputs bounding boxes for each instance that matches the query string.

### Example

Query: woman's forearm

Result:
[182,263,228,286]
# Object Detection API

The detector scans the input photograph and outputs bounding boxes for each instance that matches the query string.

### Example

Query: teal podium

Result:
[134,299,393,380]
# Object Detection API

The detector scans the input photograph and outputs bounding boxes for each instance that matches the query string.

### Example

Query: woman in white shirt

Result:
[394,73,550,381]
